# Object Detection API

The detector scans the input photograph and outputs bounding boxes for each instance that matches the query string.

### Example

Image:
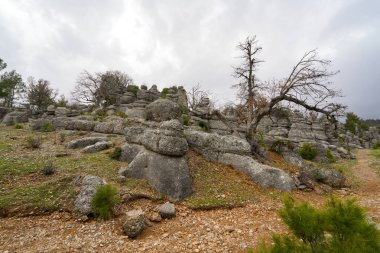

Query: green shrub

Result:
[26,135,42,149]
[372,141,380,149]
[198,121,209,132]
[298,143,317,161]
[182,114,190,126]
[140,84,147,90]
[113,111,126,118]
[95,109,107,118]
[270,139,294,154]
[126,84,140,95]
[41,123,54,132]
[14,124,24,129]
[254,196,380,253]
[91,184,120,220]
[109,147,122,160]
[326,149,336,163]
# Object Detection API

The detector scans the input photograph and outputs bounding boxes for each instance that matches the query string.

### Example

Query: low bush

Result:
[26,135,42,149]
[14,124,24,129]
[372,141,380,149]
[109,147,122,160]
[198,121,209,132]
[326,149,336,163]
[113,111,126,118]
[41,123,54,132]
[126,84,140,95]
[41,161,57,176]
[91,184,120,220]
[253,196,380,253]
[298,143,317,160]
[182,114,190,126]
[140,84,148,90]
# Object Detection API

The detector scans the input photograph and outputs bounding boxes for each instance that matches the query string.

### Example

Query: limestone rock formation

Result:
[144,99,182,122]
[74,175,105,215]
[1,111,29,125]
[66,137,108,149]
[81,141,113,153]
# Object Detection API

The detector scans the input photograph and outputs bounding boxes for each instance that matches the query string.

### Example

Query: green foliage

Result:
[126,84,139,95]
[182,114,190,126]
[198,121,209,132]
[14,124,24,129]
[326,149,336,163]
[254,196,380,253]
[54,94,68,107]
[94,108,107,119]
[112,111,126,118]
[0,58,25,108]
[109,147,122,160]
[26,77,56,112]
[140,84,147,90]
[270,139,294,154]
[299,143,317,160]
[26,135,42,149]
[372,141,380,149]
[41,123,54,132]
[160,86,178,98]
[91,184,120,220]
[344,112,368,135]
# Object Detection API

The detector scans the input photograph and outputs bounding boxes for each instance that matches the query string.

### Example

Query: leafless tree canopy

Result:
[232,36,346,143]
[187,84,211,111]
[71,70,133,107]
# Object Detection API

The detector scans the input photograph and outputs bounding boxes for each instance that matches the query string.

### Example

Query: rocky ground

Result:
[1,147,379,252]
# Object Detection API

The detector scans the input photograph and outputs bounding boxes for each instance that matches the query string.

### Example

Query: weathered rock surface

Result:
[120,143,145,163]
[218,153,295,191]
[74,175,105,215]
[30,118,53,131]
[1,111,29,125]
[302,167,345,188]
[157,202,176,219]
[65,120,95,131]
[144,99,182,122]
[81,141,113,153]
[119,148,192,200]
[122,209,146,238]
[66,137,108,149]
[184,130,251,160]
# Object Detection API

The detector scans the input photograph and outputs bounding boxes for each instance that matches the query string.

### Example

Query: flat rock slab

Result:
[81,141,113,153]
[66,137,108,149]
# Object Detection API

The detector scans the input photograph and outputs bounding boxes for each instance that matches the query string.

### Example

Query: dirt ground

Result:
[0,150,379,253]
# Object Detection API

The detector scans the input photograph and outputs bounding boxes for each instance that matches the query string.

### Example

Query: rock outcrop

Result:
[144,99,182,122]
[1,111,29,125]
[74,175,105,215]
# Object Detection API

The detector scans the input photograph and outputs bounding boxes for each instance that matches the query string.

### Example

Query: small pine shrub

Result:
[41,161,56,176]
[326,149,336,163]
[372,141,380,149]
[26,136,42,149]
[298,143,317,160]
[14,124,23,129]
[109,147,122,160]
[113,111,126,118]
[182,114,190,126]
[254,196,380,253]
[41,123,54,132]
[126,84,140,95]
[91,184,120,220]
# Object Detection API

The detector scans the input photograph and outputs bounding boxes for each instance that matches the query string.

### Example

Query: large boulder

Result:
[1,111,29,125]
[218,153,295,191]
[122,209,146,238]
[119,148,192,200]
[94,122,115,134]
[120,142,146,163]
[81,141,113,153]
[302,167,345,188]
[74,175,105,215]
[140,120,188,156]
[30,118,53,131]
[65,120,95,131]
[144,99,182,122]
[55,107,68,117]
[66,137,108,149]
[184,129,251,160]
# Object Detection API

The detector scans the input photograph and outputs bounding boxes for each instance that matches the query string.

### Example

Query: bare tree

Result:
[233,36,346,150]
[187,83,211,111]
[71,70,133,107]
[71,70,101,106]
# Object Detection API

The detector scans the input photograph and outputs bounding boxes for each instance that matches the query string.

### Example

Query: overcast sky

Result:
[1,0,379,118]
